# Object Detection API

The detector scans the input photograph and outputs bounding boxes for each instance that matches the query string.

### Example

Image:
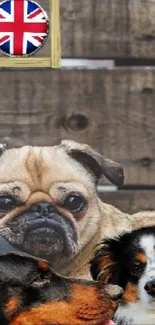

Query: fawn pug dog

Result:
[0,140,154,280]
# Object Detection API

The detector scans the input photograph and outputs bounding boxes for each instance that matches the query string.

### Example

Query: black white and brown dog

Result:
[0,234,122,325]
[90,226,155,325]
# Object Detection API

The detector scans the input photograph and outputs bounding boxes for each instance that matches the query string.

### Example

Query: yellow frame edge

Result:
[51,0,61,68]
[0,57,51,67]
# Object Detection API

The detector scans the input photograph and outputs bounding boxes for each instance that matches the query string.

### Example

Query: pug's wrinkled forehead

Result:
[0,140,124,205]
[0,145,94,205]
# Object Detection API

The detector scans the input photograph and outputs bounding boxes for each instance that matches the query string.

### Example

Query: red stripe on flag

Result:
[14,0,24,55]
[28,8,42,19]
[0,22,47,33]
[0,35,9,44]
[33,35,43,42]
[0,14,5,18]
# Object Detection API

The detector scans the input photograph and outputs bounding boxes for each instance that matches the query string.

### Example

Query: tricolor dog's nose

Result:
[145,280,155,296]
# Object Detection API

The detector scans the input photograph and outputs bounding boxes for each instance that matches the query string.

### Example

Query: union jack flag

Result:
[0,0,49,56]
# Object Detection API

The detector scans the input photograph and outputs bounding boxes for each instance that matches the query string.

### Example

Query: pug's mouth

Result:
[23,221,65,259]
[2,213,79,268]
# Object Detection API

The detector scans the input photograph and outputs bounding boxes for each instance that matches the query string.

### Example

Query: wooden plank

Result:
[61,0,155,59]
[99,190,155,214]
[0,68,155,185]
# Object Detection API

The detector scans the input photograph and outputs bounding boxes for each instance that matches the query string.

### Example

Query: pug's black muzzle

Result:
[6,202,78,269]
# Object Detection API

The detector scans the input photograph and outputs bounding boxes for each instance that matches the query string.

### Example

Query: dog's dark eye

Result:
[131,261,144,276]
[0,195,17,211]
[133,262,141,270]
[63,194,86,214]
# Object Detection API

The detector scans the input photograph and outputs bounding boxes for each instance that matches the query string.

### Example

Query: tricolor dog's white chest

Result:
[115,301,155,325]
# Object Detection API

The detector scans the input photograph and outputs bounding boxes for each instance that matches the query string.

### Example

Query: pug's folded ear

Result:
[61,140,124,186]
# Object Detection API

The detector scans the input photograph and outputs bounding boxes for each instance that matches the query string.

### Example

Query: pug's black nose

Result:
[29,202,56,216]
[145,280,155,296]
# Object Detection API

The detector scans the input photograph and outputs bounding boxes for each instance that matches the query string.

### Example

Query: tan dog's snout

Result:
[104,284,123,301]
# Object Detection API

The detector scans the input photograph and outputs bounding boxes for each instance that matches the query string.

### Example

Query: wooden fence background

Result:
[1,0,155,213]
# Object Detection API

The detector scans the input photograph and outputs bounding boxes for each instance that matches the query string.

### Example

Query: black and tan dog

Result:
[0,235,122,325]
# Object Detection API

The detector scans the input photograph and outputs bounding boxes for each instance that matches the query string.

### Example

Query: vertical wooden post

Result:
[50,0,61,68]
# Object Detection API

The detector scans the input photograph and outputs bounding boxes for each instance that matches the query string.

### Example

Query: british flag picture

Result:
[0,0,49,57]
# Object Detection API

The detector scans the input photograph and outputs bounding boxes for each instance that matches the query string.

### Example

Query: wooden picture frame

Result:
[0,0,61,68]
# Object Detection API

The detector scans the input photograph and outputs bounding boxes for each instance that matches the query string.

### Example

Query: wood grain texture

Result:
[0,68,155,185]
[61,0,155,58]
[99,190,155,214]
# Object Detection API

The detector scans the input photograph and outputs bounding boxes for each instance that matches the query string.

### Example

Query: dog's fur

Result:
[0,141,155,279]
[90,226,155,325]
[0,246,123,325]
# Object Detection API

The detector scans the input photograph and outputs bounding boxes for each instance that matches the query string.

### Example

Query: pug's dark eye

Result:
[63,194,86,214]
[0,196,17,211]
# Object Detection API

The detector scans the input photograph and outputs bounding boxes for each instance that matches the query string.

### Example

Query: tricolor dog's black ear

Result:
[61,140,124,185]
[90,239,121,284]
